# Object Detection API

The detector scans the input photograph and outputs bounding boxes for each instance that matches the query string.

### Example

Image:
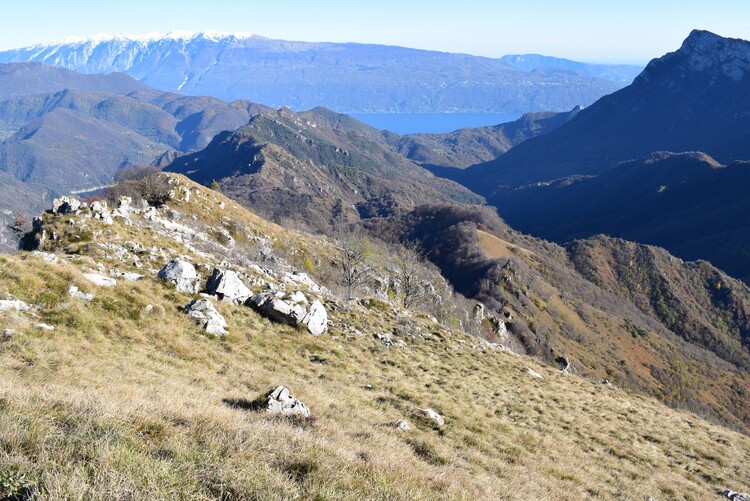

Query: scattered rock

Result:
[527,368,544,379]
[724,489,750,501]
[364,384,373,391]
[267,385,311,418]
[33,324,55,331]
[32,251,58,263]
[205,268,253,305]
[0,300,30,313]
[250,290,328,335]
[158,259,200,294]
[68,286,94,302]
[301,300,328,336]
[374,332,406,348]
[83,273,117,288]
[394,420,411,432]
[109,269,145,281]
[2,328,16,337]
[90,200,113,224]
[52,196,81,215]
[184,299,228,336]
[415,407,445,426]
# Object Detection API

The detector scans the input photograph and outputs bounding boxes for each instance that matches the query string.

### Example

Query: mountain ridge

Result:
[457,29,750,196]
[0,34,634,114]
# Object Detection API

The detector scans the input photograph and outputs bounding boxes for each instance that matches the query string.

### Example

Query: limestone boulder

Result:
[250,290,328,335]
[52,196,81,215]
[267,385,311,418]
[205,268,253,305]
[158,259,200,294]
[184,298,228,336]
[301,300,328,336]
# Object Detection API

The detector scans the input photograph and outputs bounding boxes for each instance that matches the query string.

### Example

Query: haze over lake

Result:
[349,113,522,134]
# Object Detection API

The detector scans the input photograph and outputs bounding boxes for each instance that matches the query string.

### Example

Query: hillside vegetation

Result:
[1,175,749,499]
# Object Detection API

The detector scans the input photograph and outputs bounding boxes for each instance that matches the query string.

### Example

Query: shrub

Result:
[107,166,172,207]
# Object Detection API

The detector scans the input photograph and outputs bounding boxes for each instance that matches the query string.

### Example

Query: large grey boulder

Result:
[184,299,228,336]
[251,291,308,325]
[158,259,200,294]
[250,291,328,335]
[301,300,328,336]
[267,385,311,418]
[52,196,81,215]
[205,268,253,305]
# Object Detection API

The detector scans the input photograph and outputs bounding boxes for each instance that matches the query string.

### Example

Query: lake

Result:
[349,113,522,135]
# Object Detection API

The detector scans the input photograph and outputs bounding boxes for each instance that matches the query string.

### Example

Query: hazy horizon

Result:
[2,1,749,64]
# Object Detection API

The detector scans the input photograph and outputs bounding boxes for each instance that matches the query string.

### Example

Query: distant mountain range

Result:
[0,32,641,114]
[500,54,642,82]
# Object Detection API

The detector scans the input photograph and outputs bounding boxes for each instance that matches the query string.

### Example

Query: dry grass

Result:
[1,176,749,499]
[1,251,750,500]
[476,229,534,260]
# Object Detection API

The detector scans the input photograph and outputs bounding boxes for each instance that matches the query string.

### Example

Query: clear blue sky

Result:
[2,0,749,63]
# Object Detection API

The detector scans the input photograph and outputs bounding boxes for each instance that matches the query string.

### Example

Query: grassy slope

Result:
[1,176,749,499]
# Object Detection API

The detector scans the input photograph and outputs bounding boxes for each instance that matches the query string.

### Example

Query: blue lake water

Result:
[349,113,522,135]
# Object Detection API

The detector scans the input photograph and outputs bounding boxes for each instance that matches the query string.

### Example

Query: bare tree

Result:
[393,240,431,309]
[333,222,376,299]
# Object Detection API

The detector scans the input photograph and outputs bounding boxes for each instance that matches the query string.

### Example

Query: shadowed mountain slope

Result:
[459,30,750,196]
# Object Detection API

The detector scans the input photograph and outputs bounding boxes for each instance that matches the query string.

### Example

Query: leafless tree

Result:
[393,240,431,309]
[333,221,376,299]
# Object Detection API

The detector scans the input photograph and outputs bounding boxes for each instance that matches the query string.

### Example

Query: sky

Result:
[2,1,749,63]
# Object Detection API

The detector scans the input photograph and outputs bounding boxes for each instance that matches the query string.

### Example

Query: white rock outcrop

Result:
[267,385,311,418]
[52,196,81,215]
[301,300,328,336]
[250,290,328,336]
[158,259,200,294]
[184,298,228,336]
[205,268,253,305]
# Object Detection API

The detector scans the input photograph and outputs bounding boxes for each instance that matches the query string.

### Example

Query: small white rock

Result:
[527,368,544,379]
[83,273,117,287]
[394,420,411,432]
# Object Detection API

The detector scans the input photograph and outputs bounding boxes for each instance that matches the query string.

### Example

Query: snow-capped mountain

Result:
[0,32,635,113]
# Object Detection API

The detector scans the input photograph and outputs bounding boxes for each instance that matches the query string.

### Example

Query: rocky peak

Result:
[676,30,750,81]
